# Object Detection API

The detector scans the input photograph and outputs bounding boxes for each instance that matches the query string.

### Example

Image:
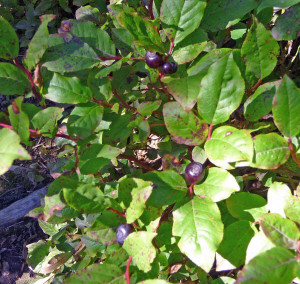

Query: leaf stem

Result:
[98,56,144,61]
[288,138,300,168]
[13,59,42,103]
[149,0,154,20]
[125,256,133,284]
[119,154,155,171]
[166,40,174,60]
[188,182,195,197]
[207,124,213,140]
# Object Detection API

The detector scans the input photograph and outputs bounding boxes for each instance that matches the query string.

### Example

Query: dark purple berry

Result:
[116,223,134,245]
[185,162,205,184]
[145,51,164,69]
[162,62,177,74]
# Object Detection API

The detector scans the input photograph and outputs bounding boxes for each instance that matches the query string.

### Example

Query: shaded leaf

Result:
[226,192,267,221]
[272,76,300,138]
[43,33,99,73]
[160,0,206,45]
[272,4,300,40]
[241,17,280,80]
[0,16,19,59]
[0,63,31,95]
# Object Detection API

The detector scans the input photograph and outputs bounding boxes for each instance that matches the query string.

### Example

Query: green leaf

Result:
[47,73,92,104]
[204,126,253,169]
[143,170,187,207]
[226,192,267,221]
[259,213,300,250]
[137,100,161,116]
[236,247,297,284]
[241,17,280,80]
[117,12,165,53]
[272,4,300,40]
[172,29,208,65]
[111,28,135,54]
[163,101,208,146]
[245,230,275,264]
[32,107,63,137]
[43,33,99,73]
[63,182,110,214]
[217,221,256,268]
[160,0,206,45]
[119,178,153,223]
[64,263,125,283]
[80,144,124,160]
[0,63,31,95]
[284,196,300,224]
[187,48,232,77]
[8,97,30,145]
[267,182,292,218]
[272,76,300,138]
[200,0,259,32]
[244,81,280,121]
[194,167,240,202]
[23,14,55,71]
[172,197,223,272]
[63,20,116,57]
[0,16,19,59]
[137,280,169,284]
[197,52,245,124]
[123,231,157,273]
[102,113,133,148]
[27,240,51,270]
[67,102,103,139]
[251,133,290,169]
[166,75,202,112]
[88,69,113,102]
[75,5,102,22]
[0,128,31,175]
[257,0,300,13]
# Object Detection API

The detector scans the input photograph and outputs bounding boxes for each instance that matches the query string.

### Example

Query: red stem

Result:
[92,98,114,108]
[166,41,175,60]
[149,0,154,20]
[288,138,300,168]
[125,256,133,284]
[250,78,262,92]
[13,59,42,103]
[149,123,165,127]
[107,207,126,218]
[188,183,195,197]
[119,154,155,171]
[0,122,77,142]
[112,90,136,111]
[188,146,193,161]
[98,56,144,61]
[207,124,213,140]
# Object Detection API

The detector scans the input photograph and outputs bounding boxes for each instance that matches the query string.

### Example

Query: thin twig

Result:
[207,124,213,140]
[288,138,300,168]
[13,59,42,103]
[149,0,154,20]
[119,154,155,171]
[98,56,144,61]
[125,256,133,284]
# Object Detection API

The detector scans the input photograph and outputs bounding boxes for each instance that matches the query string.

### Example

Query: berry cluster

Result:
[145,51,177,74]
